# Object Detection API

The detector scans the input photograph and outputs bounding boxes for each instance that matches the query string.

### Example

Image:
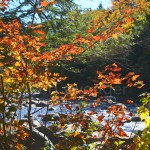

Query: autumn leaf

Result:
[52,81,57,87]
[87,111,97,115]
[96,98,100,103]
[40,0,56,7]
[112,33,118,39]
[66,56,72,61]
[111,78,122,84]
[118,128,127,137]
[129,112,133,117]
[74,131,80,137]
[126,100,134,104]
[65,104,71,110]
[140,110,149,121]
[105,125,110,131]
[50,0,56,5]
[92,36,101,41]
[28,24,44,29]
[126,72,135,77]
[145,118,150,127]
[0,63,4,67]
[113,66,122,72]
[15,62,21,67]
[41,0,49,7]
[97,115,104,122]
[134,81,145,88]
[33,30,45,35]
[132,75,140,81]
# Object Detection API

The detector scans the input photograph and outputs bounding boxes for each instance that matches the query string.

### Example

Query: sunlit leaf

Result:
[132,75,140,81]
[74,131,80,137]
[97,115,104,122]
[81,101,86,108]
[126,100,134,104]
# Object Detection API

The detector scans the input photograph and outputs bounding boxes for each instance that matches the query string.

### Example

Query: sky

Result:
[74,0,112,9]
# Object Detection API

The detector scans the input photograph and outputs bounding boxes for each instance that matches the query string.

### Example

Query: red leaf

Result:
[87,111,97,115]
[129,112,133,117]
[65,104,71,110]
[92,36,101,41]
[118,128,127,137]
[97,115,104,122]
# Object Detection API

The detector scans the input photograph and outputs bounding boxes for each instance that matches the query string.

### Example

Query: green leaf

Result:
[114,140,125,147]
[81,101,87,108]
[71,146,78,150]
[8,105,17,112]
[140,97,149,105]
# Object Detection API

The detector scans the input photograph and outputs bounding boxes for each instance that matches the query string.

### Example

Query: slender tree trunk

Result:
[27,83,32,132]
[0,76,6,137]
[0,76,8,150]
[27,83,33,150]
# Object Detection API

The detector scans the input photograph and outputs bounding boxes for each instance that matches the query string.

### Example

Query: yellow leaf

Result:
[17,56,21,60]
[4,78,12,83]
[74,131,80,137]
[15,62,21,67]
[52,81,57,87]
[0,99,4,104]
[112,33,118,39]
[140,108,149,120]
[0,47,4,51]
[145,117,150,127]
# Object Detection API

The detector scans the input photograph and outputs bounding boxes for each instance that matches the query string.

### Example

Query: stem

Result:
[44,102,49,127]
[0,76,6,138]
[27,83,32,132]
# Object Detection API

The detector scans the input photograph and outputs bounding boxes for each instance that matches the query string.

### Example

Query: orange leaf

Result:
[15,62,21,67]
[41,0,49,7]
[126,72,135,77]
[105,125,110,131]
[0,63,4,67]
[74,131,80,137]
[111,78,122,84]
[92,36,101,41]
[28,24,44,29]
[33,30,45,35]
[132,75,140,81]
[126,100,134,104]
[66,56,72,61]
[113,66,122,72]
[50,0,56,5]
[118,128,127,137]
[96,98,100,103]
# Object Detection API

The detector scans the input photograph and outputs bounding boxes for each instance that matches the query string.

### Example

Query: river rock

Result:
[32,119,41,127]
[20,127,55,150]
[36,101,47,107]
